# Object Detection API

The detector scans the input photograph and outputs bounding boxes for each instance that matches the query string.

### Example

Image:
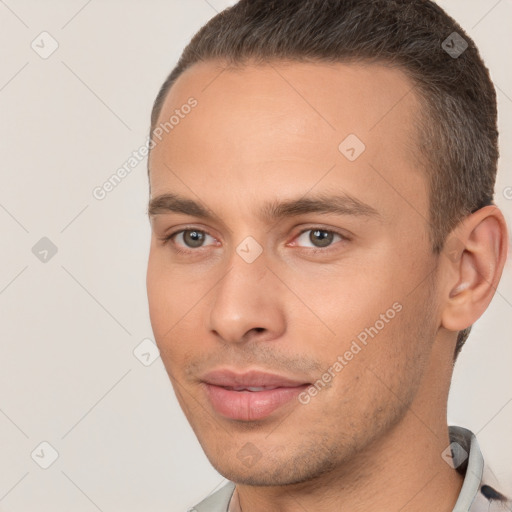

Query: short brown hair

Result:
[149,0,499,360]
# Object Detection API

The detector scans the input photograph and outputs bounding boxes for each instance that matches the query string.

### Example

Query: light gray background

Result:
[0,1,511,510]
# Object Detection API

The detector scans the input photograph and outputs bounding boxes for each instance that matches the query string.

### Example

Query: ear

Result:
[440,205,509,333]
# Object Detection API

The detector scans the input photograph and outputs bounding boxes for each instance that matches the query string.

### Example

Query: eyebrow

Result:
[147,191,381,224]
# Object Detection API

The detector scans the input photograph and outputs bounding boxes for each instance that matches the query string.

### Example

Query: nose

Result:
[208,250,286,346]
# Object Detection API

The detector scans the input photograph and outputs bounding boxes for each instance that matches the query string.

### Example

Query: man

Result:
[145,0,511,510]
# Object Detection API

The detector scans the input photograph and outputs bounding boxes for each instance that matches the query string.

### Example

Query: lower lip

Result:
[203,383,310,421]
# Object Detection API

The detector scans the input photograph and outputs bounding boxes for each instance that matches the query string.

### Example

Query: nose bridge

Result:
[220,230,270,297]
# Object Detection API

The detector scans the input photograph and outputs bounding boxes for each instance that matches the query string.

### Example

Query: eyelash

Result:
[157,226,349,255]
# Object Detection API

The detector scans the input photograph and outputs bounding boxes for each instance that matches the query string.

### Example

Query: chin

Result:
[203,443,342,488]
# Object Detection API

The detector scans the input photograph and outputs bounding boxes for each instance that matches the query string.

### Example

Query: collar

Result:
[449,425,510,511]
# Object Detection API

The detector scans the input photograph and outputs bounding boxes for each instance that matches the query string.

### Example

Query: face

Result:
[146,60,443,485]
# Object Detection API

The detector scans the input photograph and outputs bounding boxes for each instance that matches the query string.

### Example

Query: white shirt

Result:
[189,426,511,511]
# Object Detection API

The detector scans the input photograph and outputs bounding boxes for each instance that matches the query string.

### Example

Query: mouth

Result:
[200,369,311,421]
[222,386,283,391]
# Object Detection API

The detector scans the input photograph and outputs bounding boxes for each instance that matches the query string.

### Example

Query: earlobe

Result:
[440,205,509,332]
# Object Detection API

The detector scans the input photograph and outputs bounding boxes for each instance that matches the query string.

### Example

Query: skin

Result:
[146,60,509,512]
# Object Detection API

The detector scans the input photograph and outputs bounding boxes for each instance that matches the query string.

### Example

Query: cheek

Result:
[146,255,169,336]
[146,249,187,345]
[333,281,436,407]
[306,303,425,435]
[289,256,429,396]
[146,249,211,365]
[285,261,399,351]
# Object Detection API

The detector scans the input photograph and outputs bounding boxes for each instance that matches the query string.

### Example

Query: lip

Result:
[201,369,309,388]
[201,368,310,421]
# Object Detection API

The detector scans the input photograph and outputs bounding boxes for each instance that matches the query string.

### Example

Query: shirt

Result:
[189,425,511,512]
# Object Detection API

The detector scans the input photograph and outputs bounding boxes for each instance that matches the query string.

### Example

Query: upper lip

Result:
[201,369,310,388]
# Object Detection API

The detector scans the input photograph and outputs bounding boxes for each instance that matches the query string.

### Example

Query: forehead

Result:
[149,60,427,229]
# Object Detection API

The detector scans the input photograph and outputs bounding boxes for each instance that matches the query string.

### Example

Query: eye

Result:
[158,226,349,255]
[159,228,217,253]
[293,228,347,250]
